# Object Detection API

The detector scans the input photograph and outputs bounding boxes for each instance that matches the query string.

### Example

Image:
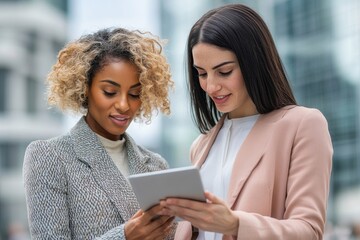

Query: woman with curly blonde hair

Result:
[23,27,175,239]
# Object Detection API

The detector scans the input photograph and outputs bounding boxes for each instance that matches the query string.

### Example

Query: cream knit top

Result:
[96,134,129,177]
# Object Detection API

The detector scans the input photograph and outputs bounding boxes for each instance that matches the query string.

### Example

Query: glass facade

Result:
[0,68,7,113]
[0,0,68,238]
[25,77,37,114]
[272,0,360,227]
[0,0,359,238]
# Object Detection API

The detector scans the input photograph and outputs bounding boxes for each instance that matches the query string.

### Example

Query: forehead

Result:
[192,43,237,66]
[93,60,140,85]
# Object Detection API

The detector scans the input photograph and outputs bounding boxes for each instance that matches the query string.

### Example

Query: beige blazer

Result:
[175,106,333,240]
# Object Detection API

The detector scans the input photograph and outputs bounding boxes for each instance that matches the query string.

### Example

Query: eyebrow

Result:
[193,61,235,70]
[100,80,141,89]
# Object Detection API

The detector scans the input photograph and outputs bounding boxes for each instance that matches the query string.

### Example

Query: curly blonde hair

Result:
[47,27,173,122]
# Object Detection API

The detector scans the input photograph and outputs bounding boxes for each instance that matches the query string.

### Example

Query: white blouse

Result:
[198,114,259,240]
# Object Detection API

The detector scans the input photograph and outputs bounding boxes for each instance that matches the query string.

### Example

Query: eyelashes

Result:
[103,91,140,99]
[129,94,140,99]
[197,70,233,78]
[198,73,207,78]
[220,70,232,76]
[103,91,116,96]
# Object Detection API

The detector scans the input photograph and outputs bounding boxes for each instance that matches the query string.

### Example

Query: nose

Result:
[114,96,130,112]
[205,76,221,94]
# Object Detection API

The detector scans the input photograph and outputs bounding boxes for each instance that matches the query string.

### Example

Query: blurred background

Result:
[0,0,359,239]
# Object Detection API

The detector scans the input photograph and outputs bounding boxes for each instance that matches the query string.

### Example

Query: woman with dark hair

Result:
[23,27,175,239]
[160,4,332,239]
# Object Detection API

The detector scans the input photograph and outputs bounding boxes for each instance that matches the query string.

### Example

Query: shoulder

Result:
[285,105,325,119]
[269,106,332,150]
[24,134,72,169]
[23,135,71,185]
[261,105,328,128]
[25,134,72,157]
[279,105,329,129]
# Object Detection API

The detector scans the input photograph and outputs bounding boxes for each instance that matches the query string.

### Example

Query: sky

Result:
[68,0,161,38]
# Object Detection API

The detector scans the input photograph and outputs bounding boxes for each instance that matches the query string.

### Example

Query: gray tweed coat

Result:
[23,117,173,239]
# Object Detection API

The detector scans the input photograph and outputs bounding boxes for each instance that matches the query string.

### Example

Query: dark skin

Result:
[125,205,174,240]
[86,59,174,238]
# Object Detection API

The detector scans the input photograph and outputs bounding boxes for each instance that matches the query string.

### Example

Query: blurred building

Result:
[158,0,206,168]
[0,0,67,238]
[0,0,359,238]
[270,0,360,227]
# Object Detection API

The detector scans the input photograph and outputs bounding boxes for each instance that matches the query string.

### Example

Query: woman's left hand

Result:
[159,191,239,236]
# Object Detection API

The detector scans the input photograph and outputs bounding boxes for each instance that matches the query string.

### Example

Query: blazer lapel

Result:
[191,114,266,208]
[227,107,294,208]
[193,107,294,209]
[70,117,139,221]
[193,116,226,168]
[226,114,269,208]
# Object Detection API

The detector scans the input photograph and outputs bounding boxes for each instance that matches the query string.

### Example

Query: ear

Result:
[81,90,89,108]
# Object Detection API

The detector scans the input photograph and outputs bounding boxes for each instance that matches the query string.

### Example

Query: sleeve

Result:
[234,109,333,240]
[23,140,71,239]
[95,225,125,240]
[23,140,171,240]
[95,221,176,240]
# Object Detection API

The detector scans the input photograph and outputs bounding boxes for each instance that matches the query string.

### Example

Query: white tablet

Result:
[128,166,206,211]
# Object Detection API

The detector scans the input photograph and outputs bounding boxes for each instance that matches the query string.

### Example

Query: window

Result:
[274,0,330,38]
[0,142,19,170]
[26,77,37,114]
[0,67,9,113]
[48,0,69,14]
[26,30,37,54]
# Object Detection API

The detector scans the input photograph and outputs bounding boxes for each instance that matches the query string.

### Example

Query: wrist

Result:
[228,212,239,236]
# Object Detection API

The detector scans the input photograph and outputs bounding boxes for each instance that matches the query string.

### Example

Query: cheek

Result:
[230,75,246,93]
[131,99,142,112]
[199,80,207,92]
[88,93,112,112]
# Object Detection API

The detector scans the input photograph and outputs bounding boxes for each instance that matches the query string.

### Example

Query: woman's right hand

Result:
[124,205,174,240]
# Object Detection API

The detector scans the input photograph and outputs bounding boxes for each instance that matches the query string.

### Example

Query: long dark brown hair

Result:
[186,4,296,133]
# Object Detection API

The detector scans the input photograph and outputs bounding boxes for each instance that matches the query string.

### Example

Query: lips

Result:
[211,94,230,105]
[111,115,129,121]
[109,115,130,127]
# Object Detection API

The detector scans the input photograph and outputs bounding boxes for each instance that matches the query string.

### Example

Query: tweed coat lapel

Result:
[70,117,141,221]
[124,134,155,175]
